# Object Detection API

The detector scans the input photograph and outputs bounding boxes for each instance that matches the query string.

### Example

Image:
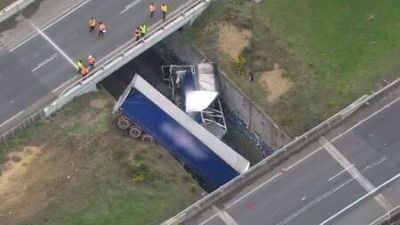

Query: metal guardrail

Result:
[161,77,400,225]
[374,205,400,225]
[1,0,212,142]
[0,0,35,24]
[44,0,212,116]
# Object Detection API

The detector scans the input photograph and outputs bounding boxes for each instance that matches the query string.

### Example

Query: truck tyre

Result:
[141,134,154,144]
[117,117,130,130]
[129,126,142,139]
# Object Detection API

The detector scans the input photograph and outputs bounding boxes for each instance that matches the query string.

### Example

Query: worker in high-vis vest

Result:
[149,3,155,18]
[77,59,84,72]
[139,24,147,38]
[161,3,168,21]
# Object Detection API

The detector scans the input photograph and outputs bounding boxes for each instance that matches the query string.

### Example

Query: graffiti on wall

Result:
[224,105,274,158]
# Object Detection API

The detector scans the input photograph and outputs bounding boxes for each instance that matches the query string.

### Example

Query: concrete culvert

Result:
[129,126,142,139]
[117,116,130,130]
[141,134,154,144]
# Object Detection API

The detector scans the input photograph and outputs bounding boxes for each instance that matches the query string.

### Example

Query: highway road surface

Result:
[185,93,400,225]
[0,0,196,136]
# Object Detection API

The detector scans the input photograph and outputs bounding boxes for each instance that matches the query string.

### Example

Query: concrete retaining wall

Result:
[0,0,35,24]
[218,70,291,151]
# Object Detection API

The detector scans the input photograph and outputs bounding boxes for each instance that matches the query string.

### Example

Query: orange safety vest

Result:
[81,67,89,76]
[149,4,155,12]
[88,18,96,27]
[161,4,168,13]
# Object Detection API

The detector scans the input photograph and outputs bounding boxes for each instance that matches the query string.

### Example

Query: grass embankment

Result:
[186,0,400,136]
[0,90,201,225]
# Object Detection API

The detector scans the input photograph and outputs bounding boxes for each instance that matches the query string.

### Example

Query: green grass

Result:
[186,0,400,135]
[0,90,201,225]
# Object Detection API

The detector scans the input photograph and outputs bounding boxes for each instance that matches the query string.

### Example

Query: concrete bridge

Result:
[0,0,212,141]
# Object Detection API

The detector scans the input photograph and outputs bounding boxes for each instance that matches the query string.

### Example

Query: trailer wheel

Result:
[129,126,142,139]
[141,134,154,144]
[117,117,130,130]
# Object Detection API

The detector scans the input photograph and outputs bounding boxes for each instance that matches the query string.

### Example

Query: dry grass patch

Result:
[217,23,252,59]
[259,63,295,104]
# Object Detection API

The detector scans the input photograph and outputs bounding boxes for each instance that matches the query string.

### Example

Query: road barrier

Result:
[0,0,212,144]
[162,78,400,225]
[44,0,212,116]
[0,0,35,24]
[374,206,400,225]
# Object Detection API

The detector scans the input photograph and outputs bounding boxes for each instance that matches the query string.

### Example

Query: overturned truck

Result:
[113,72,249,190]
[161,62,227,139]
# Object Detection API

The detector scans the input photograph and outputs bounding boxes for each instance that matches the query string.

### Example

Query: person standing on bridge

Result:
[80,66,90,77]
[134,27,141,41]
[149,3,156,18]
[139,24,147,38]
[161,3,168,22]
[98,22,107,39]
[76,59,84,72]
[87,54,96,70]
[88,17,97,32]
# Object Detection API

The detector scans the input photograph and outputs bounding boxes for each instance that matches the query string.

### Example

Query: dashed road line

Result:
[276,178,354,225]
[120,0,141,14]
[320,173,400,225]
[328,164,353,182]
[362,156,387,172]
[25,18,77,69]
[9,0,91,52]
[32,53,58,72]
[319,137,392,210]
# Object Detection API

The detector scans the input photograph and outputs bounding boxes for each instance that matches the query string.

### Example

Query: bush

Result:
[232,55,247,76]
[131,162,161,184]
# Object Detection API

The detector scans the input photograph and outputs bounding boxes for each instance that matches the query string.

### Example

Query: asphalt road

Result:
[187,95,400,225]
[0,0,196,135]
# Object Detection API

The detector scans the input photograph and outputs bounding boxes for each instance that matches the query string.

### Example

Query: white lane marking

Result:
[362,156,387,172]
[0,111,23,128]
[328,164,354,182]
[120,0,141,14]
[31,53,58,72]
[320,137,392,210]
[230,147,323,207]
[212,206,240,225]
[330,95,400,143]
[25,19,77,69]
[9,0,91,52]
[199,147,324,225]
[320,173,400,225]
[277,178,354,225]
[199,96,400,224]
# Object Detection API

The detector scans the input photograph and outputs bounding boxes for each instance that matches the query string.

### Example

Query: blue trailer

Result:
[113,74,249,190]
